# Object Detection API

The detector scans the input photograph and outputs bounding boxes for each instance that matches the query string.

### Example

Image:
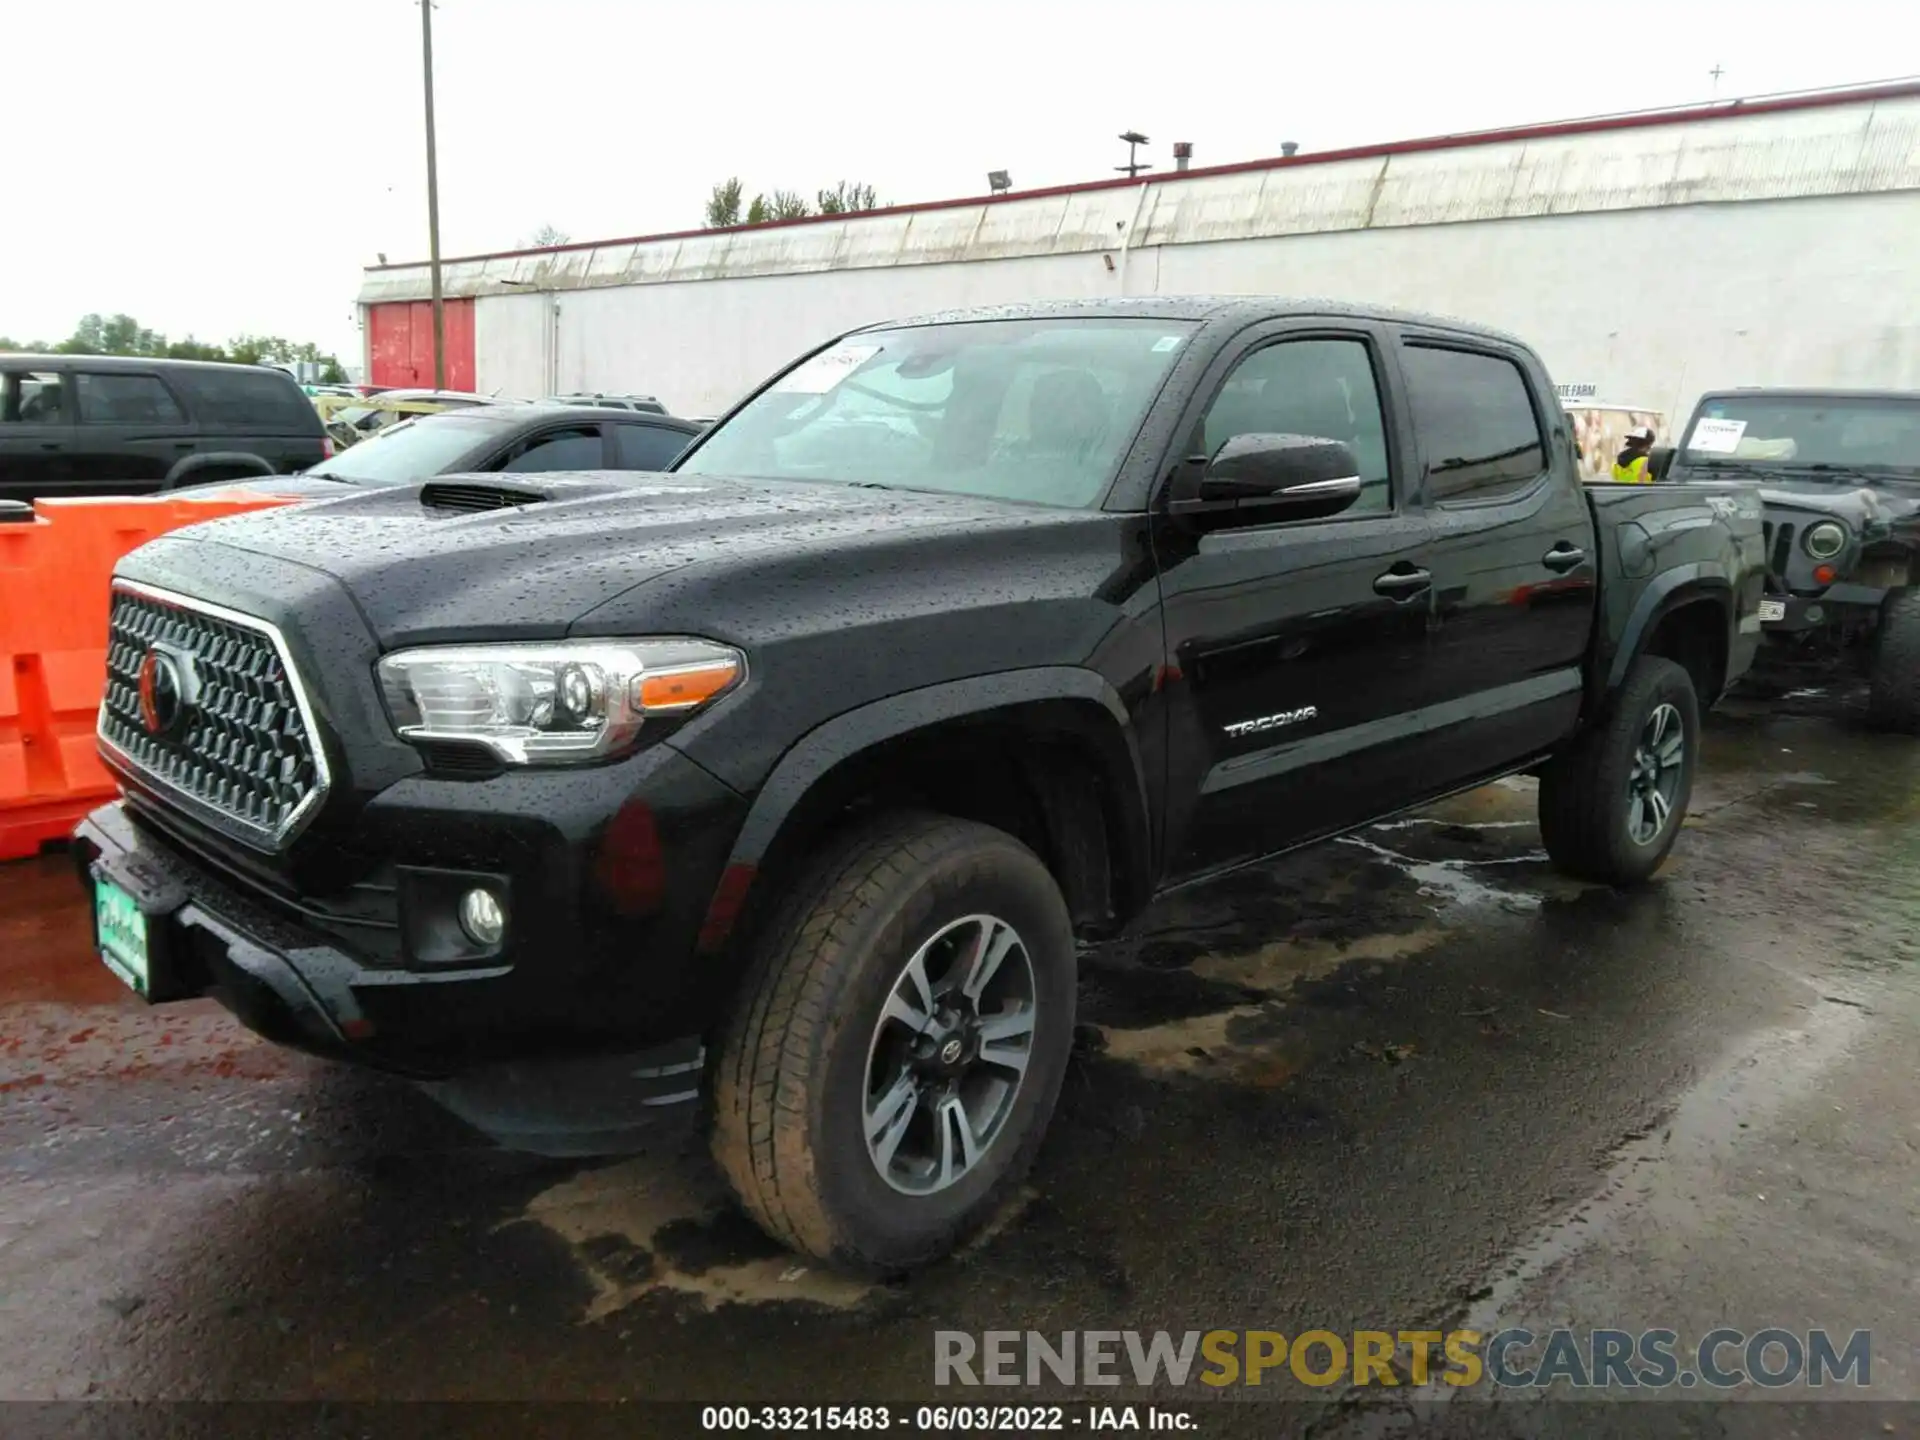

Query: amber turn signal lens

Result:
[635,660,741,712]
[1813,564,1837,586]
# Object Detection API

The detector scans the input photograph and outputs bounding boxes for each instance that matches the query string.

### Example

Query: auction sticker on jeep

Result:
[95,878,150,996]
[1758,599,1788,622]
[1688,417,1749,454]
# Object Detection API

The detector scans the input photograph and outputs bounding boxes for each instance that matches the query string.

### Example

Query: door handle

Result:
[1542,545,1587,573]
[1373,566,1432,599]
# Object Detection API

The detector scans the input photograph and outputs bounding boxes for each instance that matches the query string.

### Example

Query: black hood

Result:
[116,471,1097,647]
[1755,481,1920,537]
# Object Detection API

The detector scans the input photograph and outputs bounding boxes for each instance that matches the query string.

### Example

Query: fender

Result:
[696,666,1154,943]
[163,451,276,489]
[1606,562,1733,693]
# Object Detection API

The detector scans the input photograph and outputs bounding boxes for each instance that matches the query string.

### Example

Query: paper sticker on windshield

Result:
[774,344,881,394]
[1688,417,1748,453]
[1151,335,1184,353]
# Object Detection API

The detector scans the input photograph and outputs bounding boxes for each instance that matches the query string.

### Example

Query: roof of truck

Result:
[854,295,1529,345]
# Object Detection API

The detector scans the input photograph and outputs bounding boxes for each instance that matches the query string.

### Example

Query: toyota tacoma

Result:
[77,299,1764,1272]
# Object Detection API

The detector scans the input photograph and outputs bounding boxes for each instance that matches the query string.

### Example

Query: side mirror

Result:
[1174,433,1364,523]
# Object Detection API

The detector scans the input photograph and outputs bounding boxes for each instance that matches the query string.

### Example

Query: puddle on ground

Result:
[1336,835,1552,912]
[1188,925,1445,991]
[518,1155,875,1320]
[1097,1005,1272,1080]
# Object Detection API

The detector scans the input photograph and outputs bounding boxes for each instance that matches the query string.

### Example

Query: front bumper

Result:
[73,735,749,1076]
[1760,582,1889,634]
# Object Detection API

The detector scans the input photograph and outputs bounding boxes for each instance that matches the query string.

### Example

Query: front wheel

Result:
[710,811,1076,1274]
[1866,590,1920,734]
[1539,656,1700,885]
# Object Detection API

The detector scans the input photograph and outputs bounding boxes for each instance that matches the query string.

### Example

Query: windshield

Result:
[1680,395,1920,479]
[307,413,513,484]
[674,318,1196,508]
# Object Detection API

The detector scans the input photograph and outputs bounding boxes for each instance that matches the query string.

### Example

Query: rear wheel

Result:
[711,811,1076,1274]
[1866,590,1920,734]
[1539,656,1699,885]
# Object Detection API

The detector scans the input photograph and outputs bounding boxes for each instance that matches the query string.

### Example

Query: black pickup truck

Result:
[75,298,1763,1272]
[1665,387,1920,729]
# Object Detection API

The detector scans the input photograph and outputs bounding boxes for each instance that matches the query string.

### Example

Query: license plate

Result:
[95,877,151,996]
[1758,599,1787,622]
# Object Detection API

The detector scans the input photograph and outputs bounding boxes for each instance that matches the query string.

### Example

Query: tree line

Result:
[704,178,881,228]
[0,313,348,382]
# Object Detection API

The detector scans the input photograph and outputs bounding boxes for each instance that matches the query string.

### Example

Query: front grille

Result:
[1764,520,1796,579]
[100,584,329,849]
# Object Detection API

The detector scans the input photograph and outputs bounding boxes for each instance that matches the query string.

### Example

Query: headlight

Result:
[1803,522,1847,561]
[377,638,744,765]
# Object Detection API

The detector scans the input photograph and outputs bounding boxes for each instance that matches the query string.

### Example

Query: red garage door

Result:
[366,298,475,390]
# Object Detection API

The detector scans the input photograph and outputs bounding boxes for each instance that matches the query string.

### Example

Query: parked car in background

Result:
[79,297,1762,1273]
[544,392,668,414]
[320,389,512,450]
[0,353,329,502]
[1665,386,1920,728]
[176,403,703,498]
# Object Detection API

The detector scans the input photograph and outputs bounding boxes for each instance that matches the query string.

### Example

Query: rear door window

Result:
[1400,345,1548,503]
[611,423,691,470]
[498,426,605,472]
[75,372,187,425]
[167,367,322,432]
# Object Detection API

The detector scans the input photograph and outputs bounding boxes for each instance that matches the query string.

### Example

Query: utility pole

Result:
[421,0,445,389]
[1709,63,1725,97]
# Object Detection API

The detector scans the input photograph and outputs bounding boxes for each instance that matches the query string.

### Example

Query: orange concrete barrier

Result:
[0,492,294,861]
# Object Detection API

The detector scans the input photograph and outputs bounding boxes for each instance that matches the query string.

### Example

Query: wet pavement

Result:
[2,687,1916,1437]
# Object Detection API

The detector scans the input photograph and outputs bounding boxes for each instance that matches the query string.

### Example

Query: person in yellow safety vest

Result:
[1613,425,1658,483]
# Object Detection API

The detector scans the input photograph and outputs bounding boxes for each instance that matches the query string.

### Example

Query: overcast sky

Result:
[4,0,1913,360]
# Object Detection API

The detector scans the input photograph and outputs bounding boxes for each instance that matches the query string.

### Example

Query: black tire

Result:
[1539,656,1700,886]
[1866,590,1920,734]
[711,810,1076,1274]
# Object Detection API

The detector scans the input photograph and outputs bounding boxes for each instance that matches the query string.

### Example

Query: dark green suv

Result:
[0,353,329,503]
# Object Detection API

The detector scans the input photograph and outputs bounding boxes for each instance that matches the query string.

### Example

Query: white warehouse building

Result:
[358,80,1920,426]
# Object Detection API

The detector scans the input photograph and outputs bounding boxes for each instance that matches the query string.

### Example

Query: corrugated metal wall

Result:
[361,88,1920,422]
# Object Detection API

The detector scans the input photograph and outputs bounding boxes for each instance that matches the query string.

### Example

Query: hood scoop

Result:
[419,480,548,513]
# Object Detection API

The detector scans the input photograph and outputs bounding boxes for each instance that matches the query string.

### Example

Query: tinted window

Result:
[612,423,690,470]
[1401,346,1546,503]
[1198,338,1393,514]
[1,371,66,424]
[168,367,319,431]
[679,319,1195,509]
[501,428,603,472]
[75,373,186,424]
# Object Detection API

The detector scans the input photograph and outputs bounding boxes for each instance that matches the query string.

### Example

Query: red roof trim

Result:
[365,77,1920,275]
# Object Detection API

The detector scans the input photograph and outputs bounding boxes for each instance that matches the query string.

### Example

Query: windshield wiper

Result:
[1790,463,1920,481]
[1686,459,1776,480]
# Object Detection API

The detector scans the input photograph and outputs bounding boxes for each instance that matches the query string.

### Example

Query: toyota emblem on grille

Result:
[136,647,195,738]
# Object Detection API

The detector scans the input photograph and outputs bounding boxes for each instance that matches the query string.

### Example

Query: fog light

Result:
[458,888,506,947]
